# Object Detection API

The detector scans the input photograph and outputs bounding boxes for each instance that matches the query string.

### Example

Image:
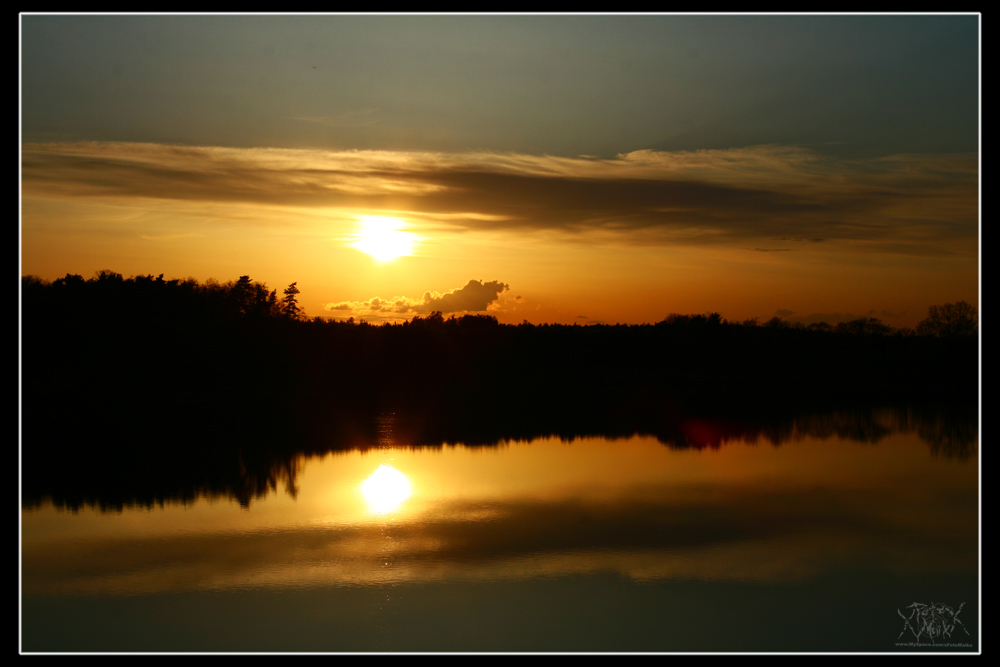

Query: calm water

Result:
[21,413,979,652]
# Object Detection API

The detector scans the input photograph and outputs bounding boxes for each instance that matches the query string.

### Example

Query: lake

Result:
[21,409,979,652]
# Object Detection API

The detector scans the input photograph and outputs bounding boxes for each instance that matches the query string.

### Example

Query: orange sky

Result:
[20,15,980,328]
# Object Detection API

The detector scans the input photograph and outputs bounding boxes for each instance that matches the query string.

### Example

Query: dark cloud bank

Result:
[21,143,979,255]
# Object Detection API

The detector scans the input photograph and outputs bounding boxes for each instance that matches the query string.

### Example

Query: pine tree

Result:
[282,282,303,320]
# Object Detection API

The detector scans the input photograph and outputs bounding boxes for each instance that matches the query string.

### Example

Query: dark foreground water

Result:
[21,412,978,653]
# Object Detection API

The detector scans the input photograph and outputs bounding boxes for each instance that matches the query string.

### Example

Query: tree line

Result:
[20,271,979,510]
[22,270,977,338]
[21,271,978,457]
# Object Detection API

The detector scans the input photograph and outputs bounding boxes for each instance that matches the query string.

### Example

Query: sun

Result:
[351,216,418,262]
[360,464,412,514]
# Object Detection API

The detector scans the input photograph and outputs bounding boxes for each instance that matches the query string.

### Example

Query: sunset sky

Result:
[20,14,980,327]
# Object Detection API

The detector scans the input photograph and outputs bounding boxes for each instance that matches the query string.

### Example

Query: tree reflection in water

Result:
[21,404,977,513]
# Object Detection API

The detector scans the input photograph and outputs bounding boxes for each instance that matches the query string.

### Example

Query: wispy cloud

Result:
[136,232,205,241]
[289,109,379,128]
[21,142,978,256]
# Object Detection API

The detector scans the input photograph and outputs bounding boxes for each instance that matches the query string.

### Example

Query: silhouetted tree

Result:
[225,275,278,318]
[659,313,723,328]
[53,273,86,288]
[835,317,892,336]
[917,301,978,337]
[281,282,303,320]
[412,311,445,328]
[93,269,124,284]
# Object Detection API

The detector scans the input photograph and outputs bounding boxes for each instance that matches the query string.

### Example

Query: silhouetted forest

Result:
[21,405,977,513]
[21,272,978,510]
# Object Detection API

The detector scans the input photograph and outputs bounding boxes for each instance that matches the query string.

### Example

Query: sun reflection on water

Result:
[360,464,412,514]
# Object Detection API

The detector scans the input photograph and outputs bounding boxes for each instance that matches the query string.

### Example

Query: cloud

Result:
[21,142,978,255]
[775,237,825,243]
[421,279,509,314]
[289,108,379,128]
[136,232,204,241]
[325,279,509,322]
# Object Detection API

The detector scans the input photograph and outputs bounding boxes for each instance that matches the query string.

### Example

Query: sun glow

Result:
[360,464,412,514]
[351,216,418,262]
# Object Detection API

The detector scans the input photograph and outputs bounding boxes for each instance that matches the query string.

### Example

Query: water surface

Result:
[21,414,978,652]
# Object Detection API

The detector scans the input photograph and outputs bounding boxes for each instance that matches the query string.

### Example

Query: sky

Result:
[20,14,980,327]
